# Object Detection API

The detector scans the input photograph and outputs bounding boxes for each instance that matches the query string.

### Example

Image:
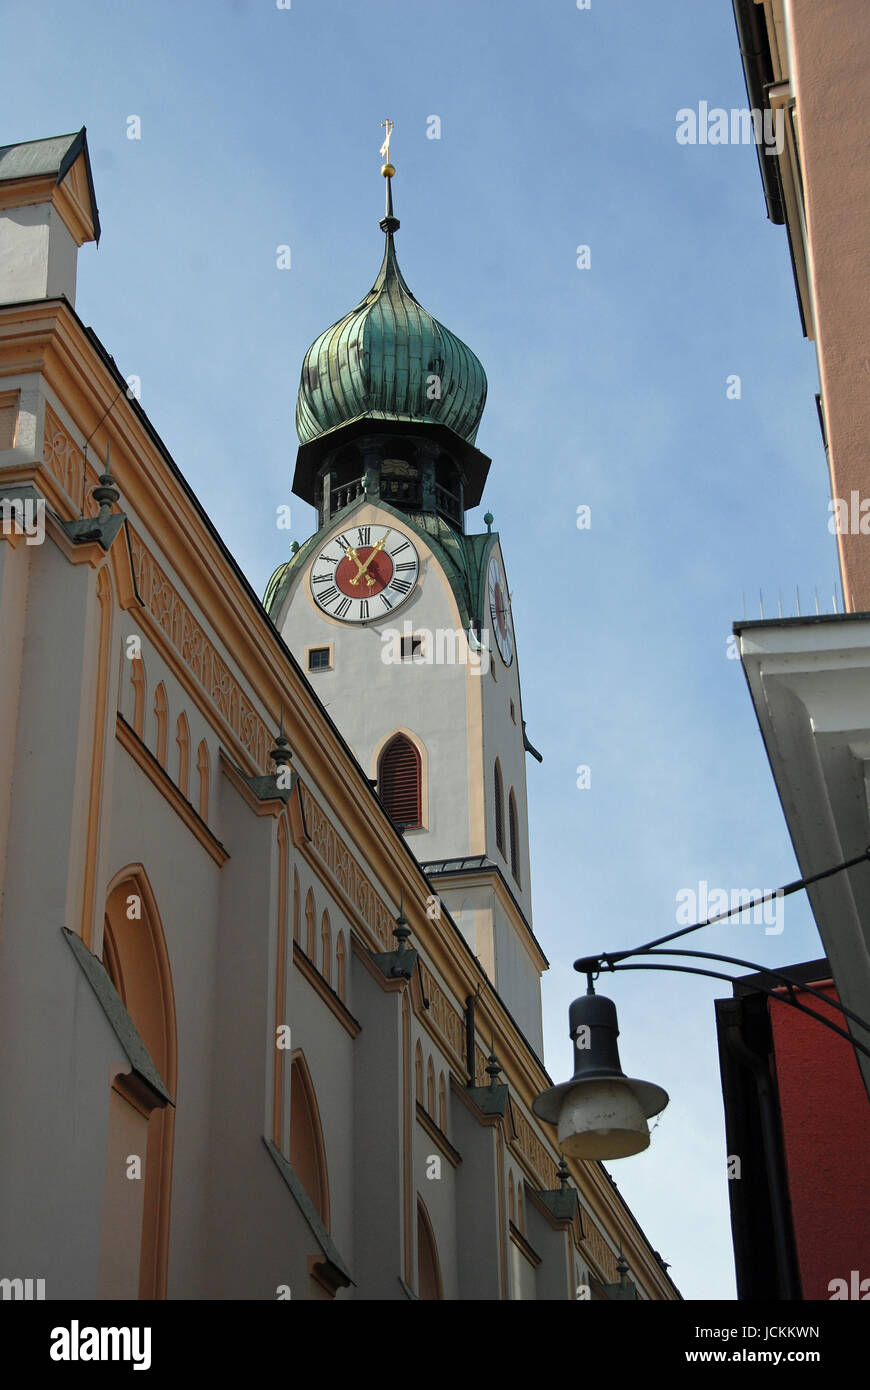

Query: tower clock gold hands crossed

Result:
[310,525,419,623]
[347,528,392,587]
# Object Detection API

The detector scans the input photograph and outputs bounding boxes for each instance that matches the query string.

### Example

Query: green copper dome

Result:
[295,219,487,447]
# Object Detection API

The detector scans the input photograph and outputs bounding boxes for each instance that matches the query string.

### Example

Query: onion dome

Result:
[295,172,487,447]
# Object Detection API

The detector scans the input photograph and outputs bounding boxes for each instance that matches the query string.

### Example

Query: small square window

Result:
[401,635,423,661]
[308,647,332,672]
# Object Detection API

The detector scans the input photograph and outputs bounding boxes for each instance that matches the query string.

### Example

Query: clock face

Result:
[309,523,420,623]
[488,554,514,665]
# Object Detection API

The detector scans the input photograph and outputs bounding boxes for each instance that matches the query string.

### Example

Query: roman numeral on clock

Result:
[359,600,369,619]
[335,534,353,552]
[357,527,371,546]
[380,594,393,611]
[318,586,338,605]
[312,573,335,584]
[390,541,411,556]
[334,597,352,619]
[395,562,416,573]
[390,578,412,595]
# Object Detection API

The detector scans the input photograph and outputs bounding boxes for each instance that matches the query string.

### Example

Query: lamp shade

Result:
[532,994,669,1159]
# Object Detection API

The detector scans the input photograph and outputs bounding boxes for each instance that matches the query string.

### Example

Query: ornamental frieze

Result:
[127,525,271,773]
[42,404,90,509]
[299,784,393,951]
[582,1220,618,1283]
[511,1106,557,1191]
[418,962,466,1067]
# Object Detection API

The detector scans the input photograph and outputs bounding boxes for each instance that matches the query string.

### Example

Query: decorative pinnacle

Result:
[556,1157,570,1192]
[485,1039,502,1089]
[269,707,292,769]
[91,439,120,525]
[484,512,493,533]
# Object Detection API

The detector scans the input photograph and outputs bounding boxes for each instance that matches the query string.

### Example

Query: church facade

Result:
[0,127,678,1301]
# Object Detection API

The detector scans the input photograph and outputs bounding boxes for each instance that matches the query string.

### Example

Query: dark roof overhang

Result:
[731,0,785,225]
[292,414,491,510]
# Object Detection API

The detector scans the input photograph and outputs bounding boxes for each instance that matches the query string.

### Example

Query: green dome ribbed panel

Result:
[296,236,487,445]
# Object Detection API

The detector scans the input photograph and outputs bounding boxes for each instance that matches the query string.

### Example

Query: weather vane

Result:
[380,118,395,177]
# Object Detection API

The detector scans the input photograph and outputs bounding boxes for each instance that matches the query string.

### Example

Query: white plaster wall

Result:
[413,1125,458,1298]
[493,899,544,1056]
[287,913,356,1275]
[0,538,30,920]
[0,205,77,306]
[106,742,223,1293]
[277,502,473,861]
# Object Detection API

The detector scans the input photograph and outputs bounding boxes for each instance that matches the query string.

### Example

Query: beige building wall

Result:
[744,1,870,606]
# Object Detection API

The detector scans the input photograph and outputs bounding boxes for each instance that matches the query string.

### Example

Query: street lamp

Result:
[532,988,668,1159]
[534,848,870,1161]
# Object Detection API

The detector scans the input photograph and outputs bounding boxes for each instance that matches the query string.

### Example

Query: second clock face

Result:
[488,554,514,665]
[309,524,420,623]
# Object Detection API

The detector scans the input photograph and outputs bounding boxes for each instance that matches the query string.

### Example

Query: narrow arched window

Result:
[426,1057,435,1116]
[131,655,146,738]
[508,789,520,884]
[415,1041,424,1104]
[175,712,189,799]
[102,869,176,1299]
[154,683,168,768]
[336,931,346,1001]
[494,761,505,855]
[305,889,316,958]
[509,1171,516,1225]
[196,740,210,822]
[321,911,331,986]
[517,1184,525,1235]
[417,1197,443,1300]
[293,869,300,945]
[379,734,421,829]
[438,1073,447,1133]
[290,1054,330,1229]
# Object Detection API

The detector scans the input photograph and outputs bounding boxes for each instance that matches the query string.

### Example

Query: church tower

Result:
[266,134,546,1051]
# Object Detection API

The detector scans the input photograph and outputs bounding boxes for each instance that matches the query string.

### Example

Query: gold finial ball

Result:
[381,162,396,178]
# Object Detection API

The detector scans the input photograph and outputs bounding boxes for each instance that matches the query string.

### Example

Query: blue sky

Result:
[3,0,839,1299]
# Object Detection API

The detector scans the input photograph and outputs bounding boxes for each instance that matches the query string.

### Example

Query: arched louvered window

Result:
[379,734,422,829]
[505,789,516,884]
[494,761,505,856]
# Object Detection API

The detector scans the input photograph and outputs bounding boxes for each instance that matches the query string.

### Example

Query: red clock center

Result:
[335,547,394,598]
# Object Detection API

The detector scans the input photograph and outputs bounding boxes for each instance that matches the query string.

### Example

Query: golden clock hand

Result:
[344,545,366,586]
[355,529,393,580]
